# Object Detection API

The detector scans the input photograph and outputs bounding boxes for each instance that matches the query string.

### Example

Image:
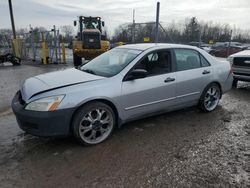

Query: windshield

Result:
[80,48,142,77]
[84,20,99,30]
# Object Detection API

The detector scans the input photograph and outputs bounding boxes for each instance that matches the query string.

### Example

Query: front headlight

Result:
[25,95,65,111]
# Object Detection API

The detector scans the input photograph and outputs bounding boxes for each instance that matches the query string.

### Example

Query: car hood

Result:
[21,68,104,101]
[229,50,250,58]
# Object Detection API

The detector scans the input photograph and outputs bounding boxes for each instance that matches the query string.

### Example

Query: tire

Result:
[7,55,21,66]
[73,53,82,67]
[72,102,116,146]
[199,83,221,112]
[232,79,238,88]
[11,58,21,66]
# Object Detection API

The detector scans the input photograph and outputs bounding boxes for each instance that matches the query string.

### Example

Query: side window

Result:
[200,55,210,67]
[174,49,201,71]
[148,53,158,62]
[134,50,171,76]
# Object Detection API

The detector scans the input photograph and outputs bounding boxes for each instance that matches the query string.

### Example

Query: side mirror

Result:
[128,69,148,80]
[73,20,77,26]
[102,21,105,27]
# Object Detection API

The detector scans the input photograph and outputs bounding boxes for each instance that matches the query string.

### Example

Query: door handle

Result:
[164,77,175,83]
[202,70,210,74]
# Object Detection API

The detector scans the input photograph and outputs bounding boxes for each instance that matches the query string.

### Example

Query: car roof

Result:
[117,43,198,51]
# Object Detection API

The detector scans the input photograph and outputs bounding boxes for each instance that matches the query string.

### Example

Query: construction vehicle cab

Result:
[73,16,110,66]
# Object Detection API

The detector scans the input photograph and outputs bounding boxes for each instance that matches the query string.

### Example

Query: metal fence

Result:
[0,28,72,64]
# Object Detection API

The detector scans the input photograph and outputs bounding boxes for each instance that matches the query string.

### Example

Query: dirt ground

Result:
[0,63,249,188]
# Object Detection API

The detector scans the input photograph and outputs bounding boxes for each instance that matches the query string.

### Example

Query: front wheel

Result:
[199,83,221,112]
[72,102,116,145]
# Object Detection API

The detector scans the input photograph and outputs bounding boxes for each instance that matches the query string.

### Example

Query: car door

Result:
[173,48,213,105]
[121,50,176,120]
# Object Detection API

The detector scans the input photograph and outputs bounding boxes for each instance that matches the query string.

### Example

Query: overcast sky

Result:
[1,0,250,35]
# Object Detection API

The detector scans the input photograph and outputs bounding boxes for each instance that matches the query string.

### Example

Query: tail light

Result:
[229,66,233,75]
[227,65,233,79]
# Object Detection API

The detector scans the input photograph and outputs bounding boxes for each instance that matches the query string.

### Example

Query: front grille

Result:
[233,57,250,68]
[234,72,250,76]
[83,33,101,49]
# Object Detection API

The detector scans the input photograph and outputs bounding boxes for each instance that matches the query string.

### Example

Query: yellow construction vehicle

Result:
[73,16,110,66]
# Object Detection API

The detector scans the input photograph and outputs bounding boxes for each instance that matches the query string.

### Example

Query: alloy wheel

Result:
[78,108,114,144]
[204,86,220,111]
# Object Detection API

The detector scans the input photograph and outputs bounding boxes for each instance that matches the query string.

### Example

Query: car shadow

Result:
[0,63,22,69]
[14,104,230,149]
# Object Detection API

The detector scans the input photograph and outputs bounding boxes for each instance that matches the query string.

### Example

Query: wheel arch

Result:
[199,81,222,112]
[70,98,120,133]
[201,81,222,100]
[210,81,222,98]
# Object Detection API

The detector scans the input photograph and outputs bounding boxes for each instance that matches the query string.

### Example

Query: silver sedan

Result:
[12,43,233,145]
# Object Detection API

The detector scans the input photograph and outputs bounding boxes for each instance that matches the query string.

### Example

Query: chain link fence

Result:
[1,29,73,64]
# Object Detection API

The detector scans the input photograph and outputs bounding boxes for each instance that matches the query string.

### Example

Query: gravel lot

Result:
[0,62,249,187]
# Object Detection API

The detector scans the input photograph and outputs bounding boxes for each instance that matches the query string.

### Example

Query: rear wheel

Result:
[199,83,221,112]
[72,102,115,145]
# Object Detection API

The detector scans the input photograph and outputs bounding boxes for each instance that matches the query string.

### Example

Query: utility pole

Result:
[132,9,135,43]
[8,0,20,57]
[198,27,202,48]
[155,2,160,43]
[8,0,16,39]
[57,29,61,63]
[53,25,58,63]
[29,25,36,61]
[227,30,233,57]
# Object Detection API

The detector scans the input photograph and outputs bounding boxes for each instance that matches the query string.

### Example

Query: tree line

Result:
[111,17,250,44]
[1,17,250,46]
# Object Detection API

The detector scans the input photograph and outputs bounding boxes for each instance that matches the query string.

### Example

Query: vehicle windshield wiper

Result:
[82,68,97,75]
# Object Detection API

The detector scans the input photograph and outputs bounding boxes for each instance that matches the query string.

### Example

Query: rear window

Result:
[174,49,210,71]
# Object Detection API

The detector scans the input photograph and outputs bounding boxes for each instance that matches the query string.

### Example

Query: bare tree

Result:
[112,17,250,44]
[60,25,74,42]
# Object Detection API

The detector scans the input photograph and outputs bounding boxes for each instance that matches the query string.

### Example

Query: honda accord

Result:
[12,43,233,145]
